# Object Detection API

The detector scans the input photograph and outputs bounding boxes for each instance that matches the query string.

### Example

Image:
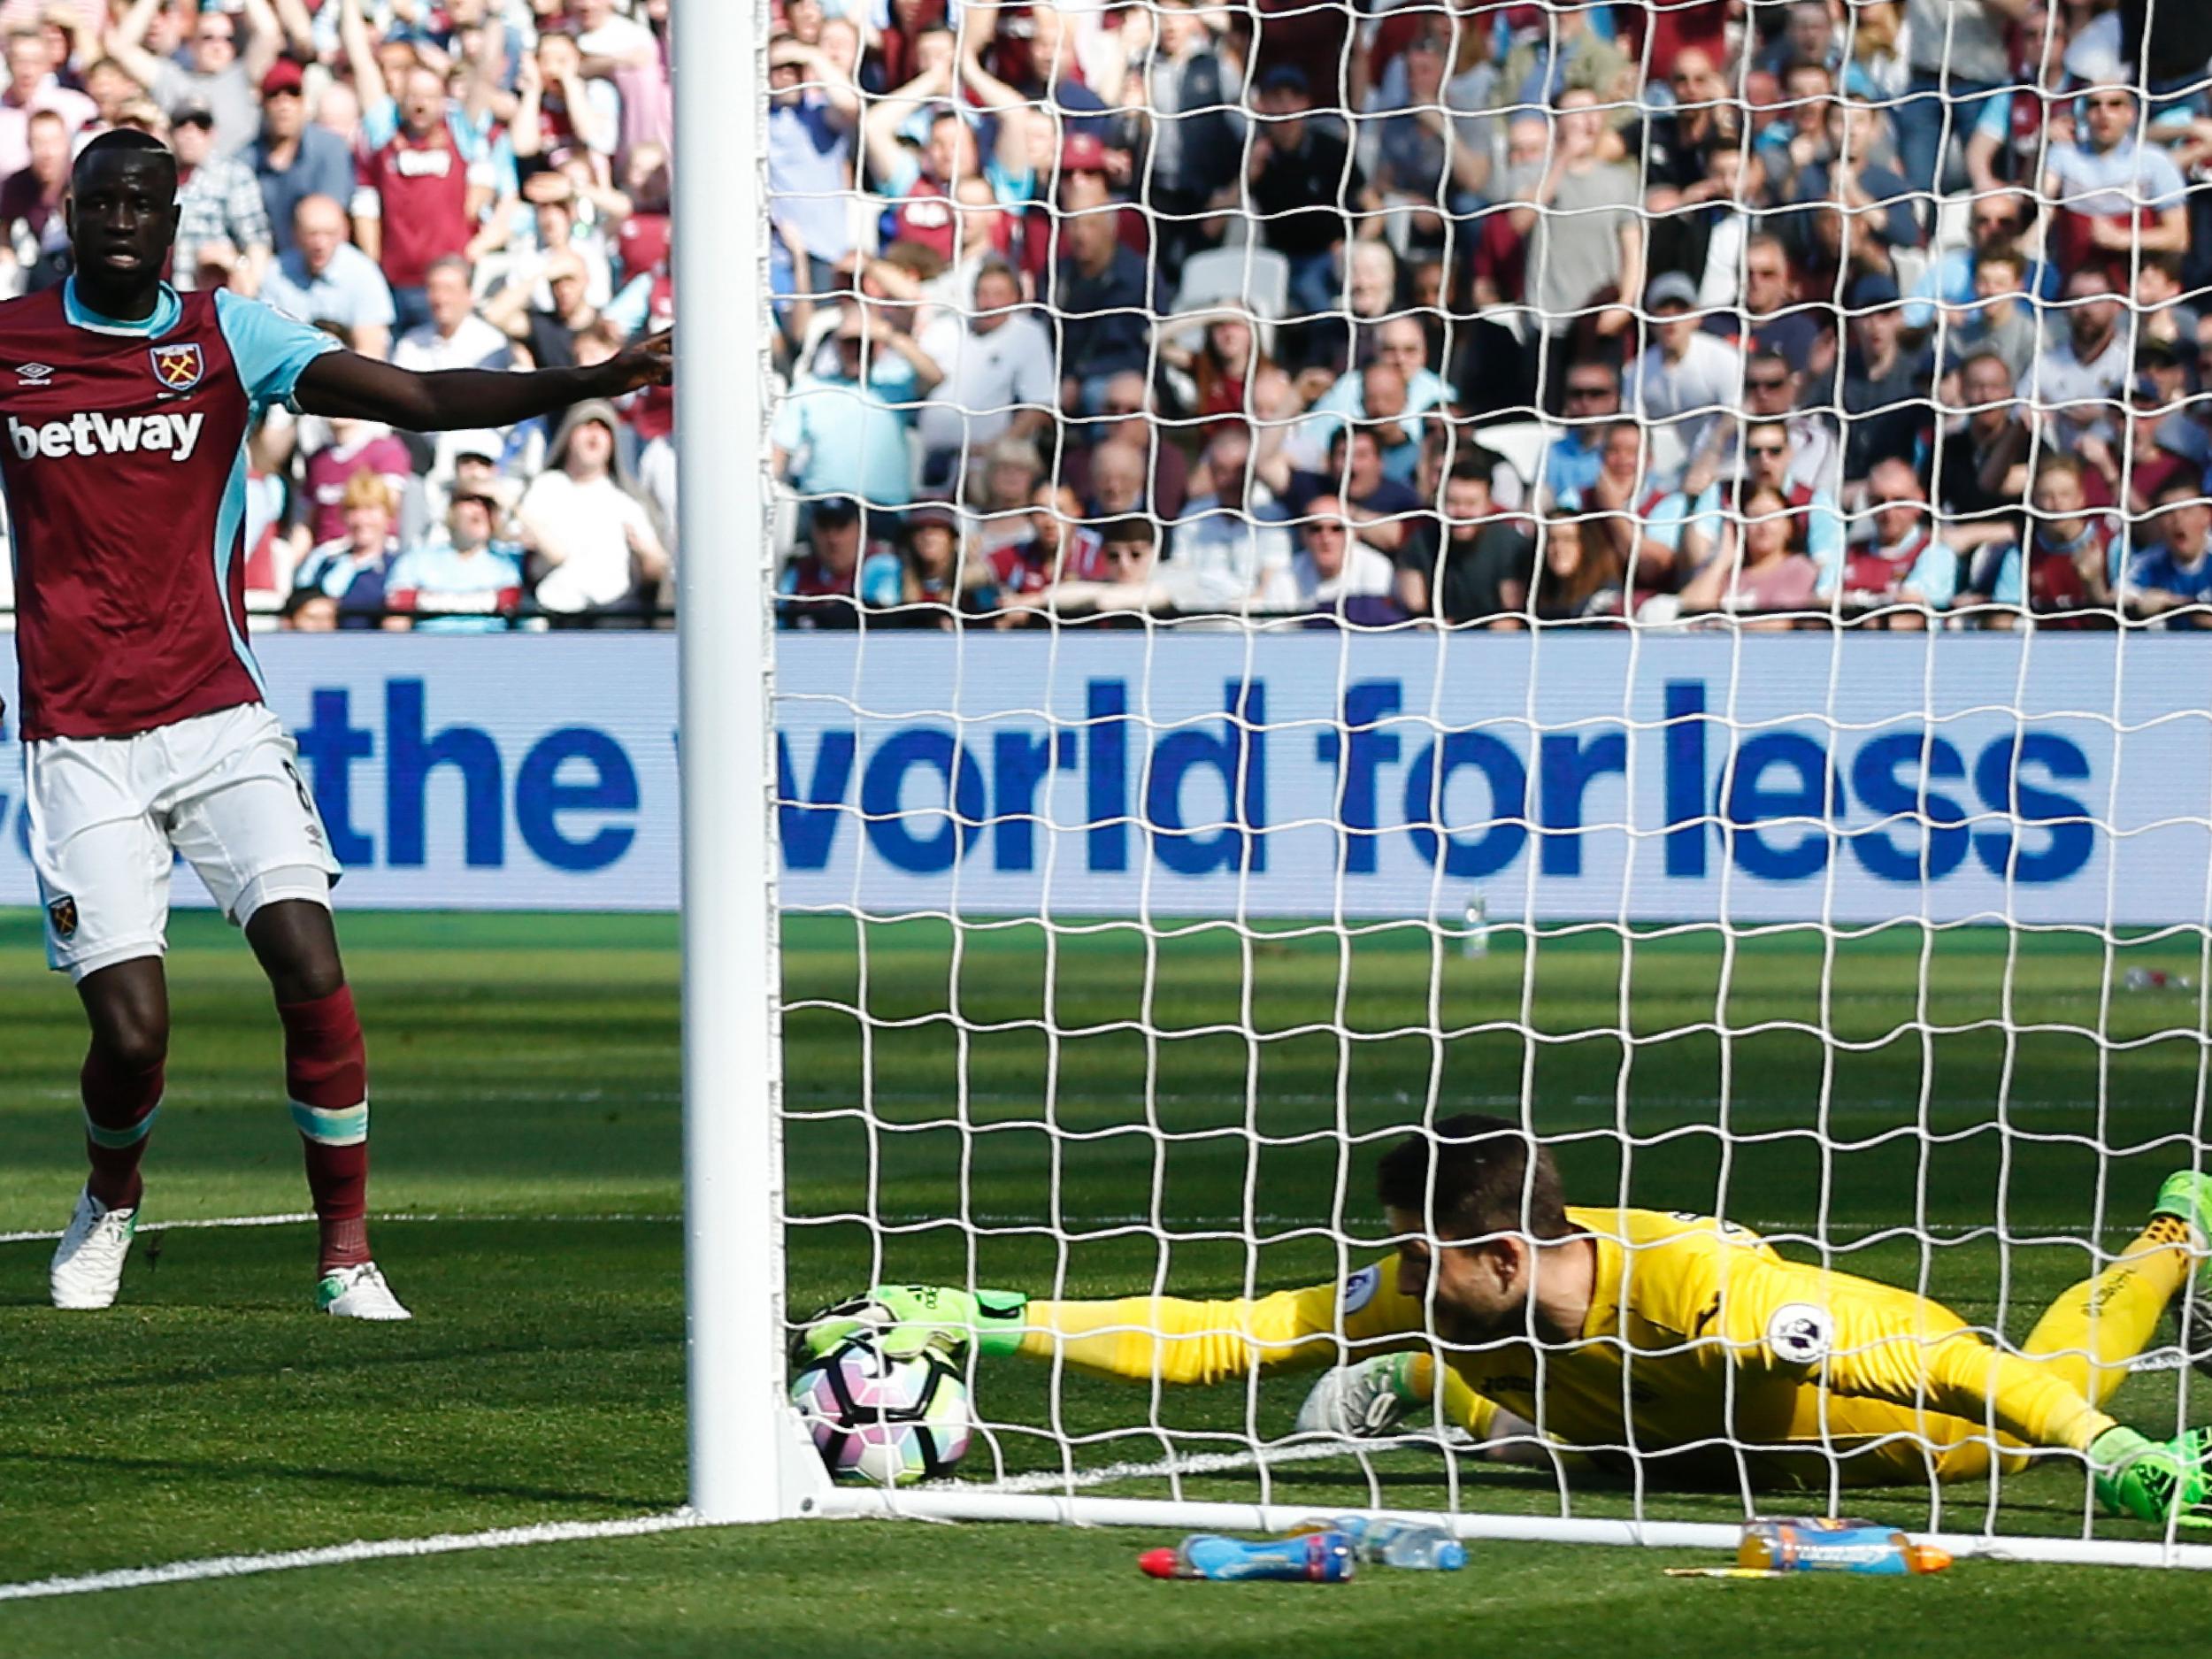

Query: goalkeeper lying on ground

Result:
[803,1113,2212,1522]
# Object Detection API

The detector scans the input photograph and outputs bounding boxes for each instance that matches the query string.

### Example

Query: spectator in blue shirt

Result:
[246,58,355,257]
[2125,473,2212,626]
[385,493,527,633]
[1534,359,1620,508]
[772,306,944,507]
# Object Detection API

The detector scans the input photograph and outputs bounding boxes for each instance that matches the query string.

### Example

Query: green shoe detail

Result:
[314,1272,345,1312]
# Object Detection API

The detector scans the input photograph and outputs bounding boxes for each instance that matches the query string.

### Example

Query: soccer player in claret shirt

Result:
[17,132,670,1318]
[805,1115,2212,1526]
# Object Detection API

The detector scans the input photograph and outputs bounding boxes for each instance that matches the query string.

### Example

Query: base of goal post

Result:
[815,1488,2212,1571]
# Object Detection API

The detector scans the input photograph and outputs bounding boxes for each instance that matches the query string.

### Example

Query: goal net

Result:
[734,0,2212,1566]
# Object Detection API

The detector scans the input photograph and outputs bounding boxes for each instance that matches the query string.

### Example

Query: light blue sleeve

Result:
[2146,150,2188,211]
[362,96,399,151]
[1805,491,1845,588]
[215,288,345,416]
[1988,544,2024,607]
[858,551,903,606]
[985,154,1035,208]
[1901,250,1957,334]
[1972,91,2009,144]
[1904,539,1958,608]
[603,273,655,337]
[384,548,427,592]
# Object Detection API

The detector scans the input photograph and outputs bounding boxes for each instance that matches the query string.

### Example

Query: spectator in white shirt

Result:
[394,257,515,373]
[517,400,671,625]
[917,258,1056,488]
[0,25,90,177]
[1624,270,1742,477]
[1290,493,1397,610]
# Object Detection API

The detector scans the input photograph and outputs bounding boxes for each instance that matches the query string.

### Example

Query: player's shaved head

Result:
[71,127,176,195]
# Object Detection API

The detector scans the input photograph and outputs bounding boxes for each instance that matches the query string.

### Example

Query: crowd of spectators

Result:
[770,0,2212,633]
[0,0,672,632]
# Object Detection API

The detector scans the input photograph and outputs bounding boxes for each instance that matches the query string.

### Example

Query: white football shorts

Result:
[23,701,343,980]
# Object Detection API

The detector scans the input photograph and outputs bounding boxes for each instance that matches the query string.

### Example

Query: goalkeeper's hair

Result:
[1375,1113,1572,1241]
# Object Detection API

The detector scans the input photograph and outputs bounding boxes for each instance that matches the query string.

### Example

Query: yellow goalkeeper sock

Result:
[2022,1215,2193,1410]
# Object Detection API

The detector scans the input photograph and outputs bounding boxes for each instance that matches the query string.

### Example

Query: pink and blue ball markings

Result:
[792,1340,973,1486]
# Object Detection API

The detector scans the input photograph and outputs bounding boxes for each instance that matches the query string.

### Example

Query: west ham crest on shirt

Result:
[148,342,204,392]
[46,895,76,940]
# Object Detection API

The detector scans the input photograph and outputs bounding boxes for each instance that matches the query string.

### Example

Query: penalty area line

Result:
[0,1511,715,1604]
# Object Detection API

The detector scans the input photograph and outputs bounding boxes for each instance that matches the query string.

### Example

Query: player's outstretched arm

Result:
[799,1275,1422,1386]
[292,329,672,432]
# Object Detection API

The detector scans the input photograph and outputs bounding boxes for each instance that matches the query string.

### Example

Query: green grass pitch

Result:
[4,909,2212,1656]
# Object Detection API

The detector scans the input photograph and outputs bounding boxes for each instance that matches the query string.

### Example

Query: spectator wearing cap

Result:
[518,400,672,626]
[1624,272,1742,474]
[105,0,284,156]
[2124,472,2212,626]
[384,490,527,634]
[1046,173,1151,414]
[260,194,398,359]
[776,496,901,629]
[767,30,859,308]
[1246,65,1367,318]
[861,27,1034,267]
[346,33,498,338]
[915,258,1055,488]
[772,306,943,509]
[0,103,67,291]
[292,469,406,632]
[1502,88,1642,408]
[2025,267,2132,458]
[247,58,354,257]
[1839,271,1933,484]
[1290,493,1402,624]
[2042,82,2189,278]
[170,97,272,293]
[0,21,89,176]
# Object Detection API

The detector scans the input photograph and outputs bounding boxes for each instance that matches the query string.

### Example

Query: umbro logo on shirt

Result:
[7,412,206,463]
[14,362,52,384]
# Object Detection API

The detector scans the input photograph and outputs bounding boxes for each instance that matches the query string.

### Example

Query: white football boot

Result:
[50,1187,138,1310]
[316,1261,413,1320]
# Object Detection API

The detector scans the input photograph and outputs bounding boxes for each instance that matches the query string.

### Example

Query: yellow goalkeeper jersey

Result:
[1024,1205,2113,1486]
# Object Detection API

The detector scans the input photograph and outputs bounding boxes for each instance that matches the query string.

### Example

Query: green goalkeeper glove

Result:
[794,1284,1031,1365]
[2091,1425,2212,1526]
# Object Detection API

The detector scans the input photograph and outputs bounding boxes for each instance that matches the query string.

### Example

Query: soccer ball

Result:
[791,1337,972,1486]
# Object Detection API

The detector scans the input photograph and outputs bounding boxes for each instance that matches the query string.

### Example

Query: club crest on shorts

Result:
[148,342,204,391]
[46,895,76,940]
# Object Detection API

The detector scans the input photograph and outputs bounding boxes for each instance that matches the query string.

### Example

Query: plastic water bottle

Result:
[1463,893,1490,959]
[1738,1518,1951,1576]
[1138,1532,1356,1582]
[1300,1514,1466,1571]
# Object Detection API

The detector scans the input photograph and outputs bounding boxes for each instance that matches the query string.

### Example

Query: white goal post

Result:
[680,0,2212,1567]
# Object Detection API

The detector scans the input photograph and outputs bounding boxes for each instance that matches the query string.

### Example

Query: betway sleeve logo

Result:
[9,411,205,463]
